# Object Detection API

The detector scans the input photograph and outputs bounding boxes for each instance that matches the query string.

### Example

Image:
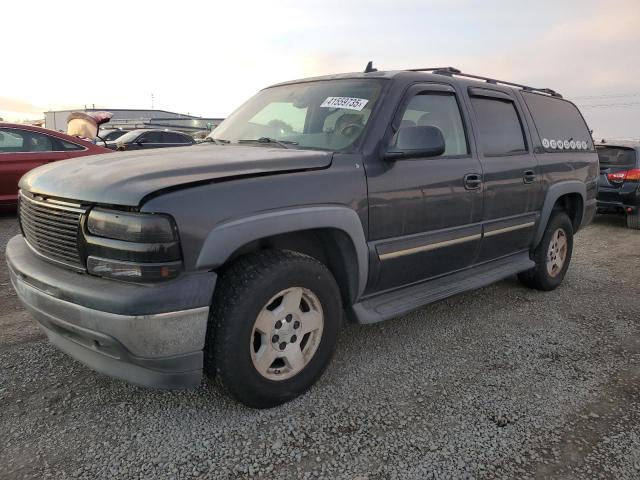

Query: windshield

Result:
[102,130,126,141]
[209,79,384,151]
[113,130,145,143]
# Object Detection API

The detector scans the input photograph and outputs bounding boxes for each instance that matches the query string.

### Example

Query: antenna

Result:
[364,61,377,73]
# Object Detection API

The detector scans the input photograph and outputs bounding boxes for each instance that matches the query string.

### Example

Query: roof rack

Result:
[407,66,563,98]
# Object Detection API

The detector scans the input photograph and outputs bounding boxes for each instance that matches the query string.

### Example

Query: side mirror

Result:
[384,125,446,160]
[137,137,148,145]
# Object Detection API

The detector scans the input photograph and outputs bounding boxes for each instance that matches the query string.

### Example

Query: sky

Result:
[1,0,639,139]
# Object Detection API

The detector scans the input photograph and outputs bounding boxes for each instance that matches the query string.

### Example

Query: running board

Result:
[351,252,534,324]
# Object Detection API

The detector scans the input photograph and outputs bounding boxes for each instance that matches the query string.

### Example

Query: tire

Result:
[205,250,342,408]
[627,212,640,230]
[518,211,574,291]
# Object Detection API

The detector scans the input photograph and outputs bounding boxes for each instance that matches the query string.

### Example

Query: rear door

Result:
[465,88,541,262]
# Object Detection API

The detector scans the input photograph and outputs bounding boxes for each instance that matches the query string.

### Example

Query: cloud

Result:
[502,0,640,94]
[0,97,43,115]
[2,0,638,136]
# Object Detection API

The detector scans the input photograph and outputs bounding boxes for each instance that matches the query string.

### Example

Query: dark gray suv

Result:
[6,66,598,408]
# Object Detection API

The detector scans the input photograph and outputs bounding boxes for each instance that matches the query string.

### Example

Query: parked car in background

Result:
[97,129,127,143]
[596,140,640,229]
[0,122,111,206]
[6,66,597,408]
[106,129,195,151]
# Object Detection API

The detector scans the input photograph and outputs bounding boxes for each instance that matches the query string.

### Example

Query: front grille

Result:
[19,191,86,268]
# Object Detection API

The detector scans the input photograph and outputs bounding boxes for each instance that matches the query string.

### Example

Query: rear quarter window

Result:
[54,139,86,151]
[522,92,593,152]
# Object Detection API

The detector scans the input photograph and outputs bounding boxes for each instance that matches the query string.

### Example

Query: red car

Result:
[0,122,111,206]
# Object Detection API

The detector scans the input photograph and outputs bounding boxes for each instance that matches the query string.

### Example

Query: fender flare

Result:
[533,181,586,246]
[195,206,369,299]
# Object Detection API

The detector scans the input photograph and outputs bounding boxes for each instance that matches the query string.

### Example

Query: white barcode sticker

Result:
[320,97,369,111]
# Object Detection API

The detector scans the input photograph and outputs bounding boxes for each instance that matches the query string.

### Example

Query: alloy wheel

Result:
[546,228,567,278]
[250,287,324,381]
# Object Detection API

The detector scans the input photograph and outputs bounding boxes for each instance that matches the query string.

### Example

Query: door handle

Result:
[464,173,482,190]
[523,170,536,184]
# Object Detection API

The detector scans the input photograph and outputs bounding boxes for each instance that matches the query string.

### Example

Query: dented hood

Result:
[20,144,332,206]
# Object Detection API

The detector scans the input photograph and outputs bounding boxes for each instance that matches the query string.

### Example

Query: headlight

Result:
[84,208,182,283]
[87,208,177,243]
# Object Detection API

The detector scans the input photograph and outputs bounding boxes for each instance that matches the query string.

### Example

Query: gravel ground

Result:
[1,212,639,479]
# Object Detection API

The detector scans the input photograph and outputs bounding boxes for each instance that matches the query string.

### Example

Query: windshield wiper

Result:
[237,137,298,149]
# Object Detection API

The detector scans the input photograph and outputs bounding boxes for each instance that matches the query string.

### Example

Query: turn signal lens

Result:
[608,169,640,182]
[87,256,181,283]
[625,169,640,181]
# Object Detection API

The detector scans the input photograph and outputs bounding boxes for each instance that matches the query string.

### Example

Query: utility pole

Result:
[151,93,155,110]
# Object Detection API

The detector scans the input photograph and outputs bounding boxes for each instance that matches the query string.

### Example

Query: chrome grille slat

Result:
[21,194,85,213]
[22,200,81,215]
[19,209,79,232]
[27,239,81,261]
[22,207,80,224]
[22,221,77,246]
[21,224,79,248]
[19,192,85,268]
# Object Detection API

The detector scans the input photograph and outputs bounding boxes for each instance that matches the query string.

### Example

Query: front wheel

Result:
[205,250,341,408]
[518,211,574,291]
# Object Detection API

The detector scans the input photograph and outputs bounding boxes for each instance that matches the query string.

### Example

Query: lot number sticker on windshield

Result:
[321,97,369,111]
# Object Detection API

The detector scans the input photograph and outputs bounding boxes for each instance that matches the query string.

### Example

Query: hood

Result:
[20,144,332,206]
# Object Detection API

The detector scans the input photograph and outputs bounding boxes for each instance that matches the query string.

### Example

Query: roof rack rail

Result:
[407,66,562,98]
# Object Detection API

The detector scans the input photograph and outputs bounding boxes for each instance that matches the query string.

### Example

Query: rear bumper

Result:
[6,235,215,389]
[597,199,639,211]
[597,184,640,210]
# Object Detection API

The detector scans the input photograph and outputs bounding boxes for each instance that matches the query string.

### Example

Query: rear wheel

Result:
[627,211,640,229]
[518,211,574,291]
[205,250,341,408]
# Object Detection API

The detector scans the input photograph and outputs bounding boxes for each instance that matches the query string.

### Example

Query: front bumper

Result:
[6,235,216,389]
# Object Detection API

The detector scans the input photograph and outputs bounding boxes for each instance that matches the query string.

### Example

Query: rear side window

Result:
[171,133,191,143]
[141,132,162,143]
[55,139,85,151]
[522,92,593,152]
[470,97,526,156]
[163,132,179,143]
[596,146,637,168]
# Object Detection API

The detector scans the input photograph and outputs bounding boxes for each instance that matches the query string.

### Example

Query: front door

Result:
[0,128,69,203]
[366,83,483,293]
[465,88,541,262]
